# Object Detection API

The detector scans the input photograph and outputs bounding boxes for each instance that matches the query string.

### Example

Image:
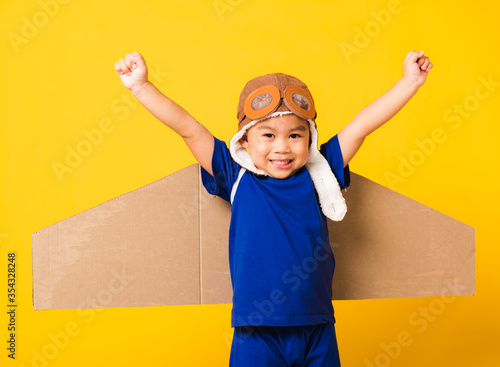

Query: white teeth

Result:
[272,160,291,165]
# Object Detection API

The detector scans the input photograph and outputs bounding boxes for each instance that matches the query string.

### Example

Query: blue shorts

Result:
[229,323,341,367]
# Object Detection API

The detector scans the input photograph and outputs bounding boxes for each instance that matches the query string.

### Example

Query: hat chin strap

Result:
[229,112,347,221]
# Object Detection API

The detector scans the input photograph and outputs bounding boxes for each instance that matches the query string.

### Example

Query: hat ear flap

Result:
[230,120,268,176]
[305,119,347,221]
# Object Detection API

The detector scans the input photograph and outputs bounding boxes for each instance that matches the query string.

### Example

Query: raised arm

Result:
[114,52,214,175]
[337,50,433,167]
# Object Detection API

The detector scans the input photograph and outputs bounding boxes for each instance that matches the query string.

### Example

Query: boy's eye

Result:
[290,133,301,139]
[264,133,274,138]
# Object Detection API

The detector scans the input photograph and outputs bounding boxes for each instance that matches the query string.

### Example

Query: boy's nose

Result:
[273,138,291,154]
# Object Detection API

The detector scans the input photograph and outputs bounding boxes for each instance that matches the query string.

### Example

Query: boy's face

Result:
[240,114,310,179]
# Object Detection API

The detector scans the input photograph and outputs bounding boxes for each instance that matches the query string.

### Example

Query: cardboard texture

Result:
[32,164,475,310]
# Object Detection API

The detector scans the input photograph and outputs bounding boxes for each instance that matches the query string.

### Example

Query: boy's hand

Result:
[402,50,433,87]
[114,52,148,92]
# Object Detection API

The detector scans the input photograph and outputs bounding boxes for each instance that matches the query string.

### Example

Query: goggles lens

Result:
[251,93,273,111]
[291,92,310,111]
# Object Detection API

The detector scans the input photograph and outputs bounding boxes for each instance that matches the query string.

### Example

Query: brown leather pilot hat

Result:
[236,73,316,131]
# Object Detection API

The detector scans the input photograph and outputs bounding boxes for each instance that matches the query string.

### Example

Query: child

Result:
[115,51,432,366]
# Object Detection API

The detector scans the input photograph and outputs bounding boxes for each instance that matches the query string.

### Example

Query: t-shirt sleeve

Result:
[200,136,241,202]
[319,134,351,190]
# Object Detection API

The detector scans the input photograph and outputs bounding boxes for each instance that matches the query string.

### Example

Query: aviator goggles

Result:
[238,84,316,124]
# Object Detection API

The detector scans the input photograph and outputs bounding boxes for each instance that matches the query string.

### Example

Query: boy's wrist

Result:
[399,75,422,92]
[130,80,152,99]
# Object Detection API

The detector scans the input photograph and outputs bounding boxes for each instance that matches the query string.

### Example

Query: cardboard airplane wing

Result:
[31,164,475,310]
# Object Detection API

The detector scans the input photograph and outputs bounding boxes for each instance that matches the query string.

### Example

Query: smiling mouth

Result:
[270,159,293,168]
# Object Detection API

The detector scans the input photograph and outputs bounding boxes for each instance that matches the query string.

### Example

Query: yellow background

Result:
[1,0,499,366]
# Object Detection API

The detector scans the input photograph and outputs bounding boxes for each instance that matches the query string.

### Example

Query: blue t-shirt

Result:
[201,135,350,327]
